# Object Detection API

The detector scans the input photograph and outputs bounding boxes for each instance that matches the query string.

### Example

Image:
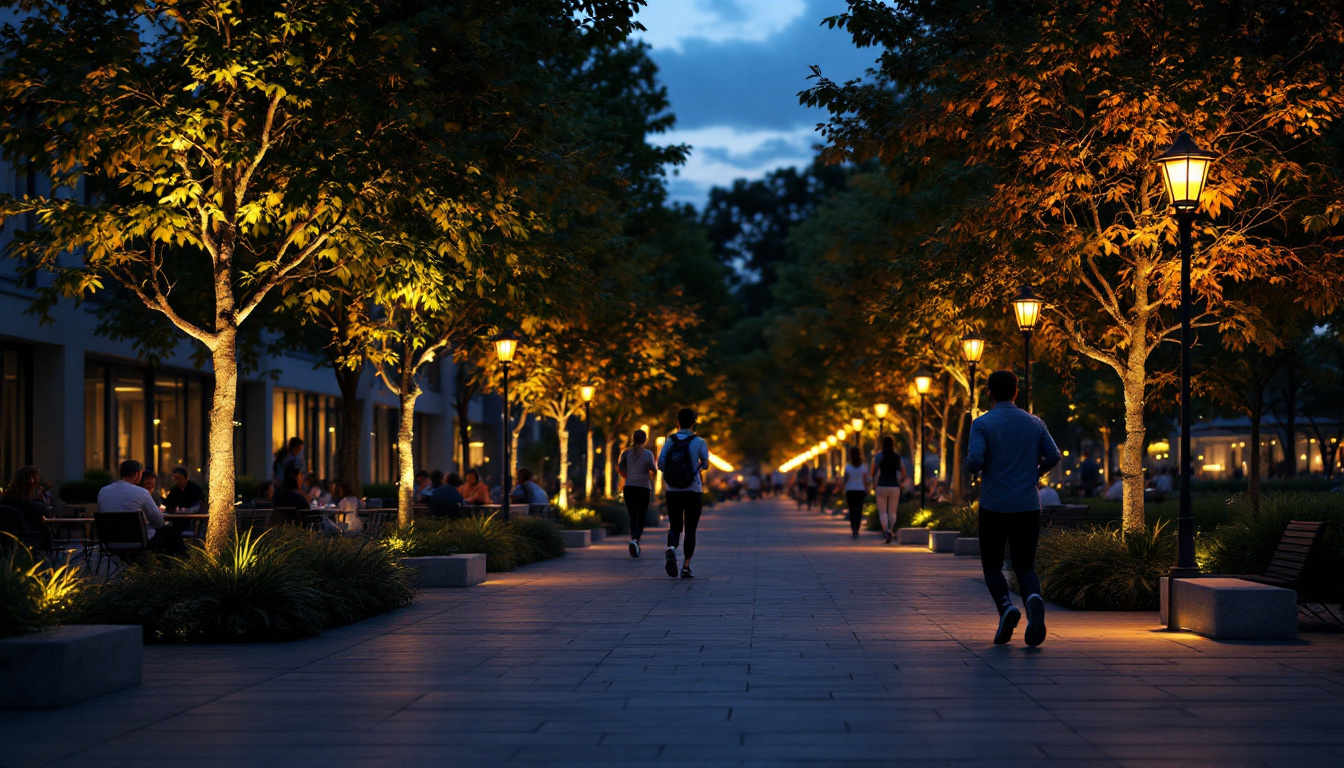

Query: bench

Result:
[1239,520,1336,624]
[1160,577,1298,640]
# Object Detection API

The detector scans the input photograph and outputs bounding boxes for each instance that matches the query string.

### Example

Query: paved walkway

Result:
[4,499,1343,767]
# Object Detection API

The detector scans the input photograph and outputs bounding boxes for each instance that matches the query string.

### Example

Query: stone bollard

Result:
[0,625,143,709]
[400,554,487,588]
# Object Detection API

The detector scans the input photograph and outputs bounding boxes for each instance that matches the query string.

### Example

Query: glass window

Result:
[0,345,32,485]
[114,371,147,468]
[272,389,341,482]
[84,362,108,473]
[371,405,398,484]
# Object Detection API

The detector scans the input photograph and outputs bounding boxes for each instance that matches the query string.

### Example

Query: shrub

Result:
[57,469,114,504]
[0,538,86,638]
[1034,522,1176,611]
[590,500,630,534]
[88,530,329,642]
[925,505,978,537]
[509,517,566,564]
[1200,493,1344,602]
[445,514,519,572]
[559,507,603,530]
[266,527,415,625]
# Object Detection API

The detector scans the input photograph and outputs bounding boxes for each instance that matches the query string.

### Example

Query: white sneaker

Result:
[629,540,640,558]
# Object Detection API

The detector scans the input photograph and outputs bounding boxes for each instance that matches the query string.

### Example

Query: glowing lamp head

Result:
[873,402,889,419]
[492,330,520,363]
[836,429,847,441]
[961,332,986,364]
[914,369,935,395]
[1155,132,1216,212]
[826,435,838,447]
[579,385,595,403]
[1010,285,1043,332]
[851,417,864,433]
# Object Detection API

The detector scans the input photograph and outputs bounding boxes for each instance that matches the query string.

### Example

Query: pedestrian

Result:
[746,471,762,501]
[272,437,305,489]
[870,436,906,544]
[658,408,709,579]
[793,466,809,509]
[807,465,822,510]
[618,429,656,558]
[1078,451,1100,497]
[842,446,870,538]
[966,370,1062,647]
[771,469,785,497]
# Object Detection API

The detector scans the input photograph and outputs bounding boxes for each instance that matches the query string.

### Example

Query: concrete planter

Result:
[559,529,591,548]
[590,528,605,542]
[953,537,980,557]
[401,554,486,588]
[1160,577,1297,641]
[896,528,930,546]
[0,625,142,709]
[927,530,960,553]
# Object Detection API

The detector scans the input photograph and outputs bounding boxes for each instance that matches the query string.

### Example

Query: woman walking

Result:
[871,436,907,544]
[618,429,657,558]
[842,446,871,538]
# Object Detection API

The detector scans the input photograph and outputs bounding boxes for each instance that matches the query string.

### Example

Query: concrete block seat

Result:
[1160,577,1298,641]
[401,554,486,588]
[896,528,929,546]
[927,530,960,553]
[559,529,591,548]
[953,537,980,557]
[0,625,142,709]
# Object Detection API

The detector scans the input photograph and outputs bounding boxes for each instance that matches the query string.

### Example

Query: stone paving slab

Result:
[1,498,1341,767]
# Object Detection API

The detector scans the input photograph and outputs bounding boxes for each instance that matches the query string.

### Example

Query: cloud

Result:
[636,0,809,53]
[638,0,874,205]
[663,125,819,204]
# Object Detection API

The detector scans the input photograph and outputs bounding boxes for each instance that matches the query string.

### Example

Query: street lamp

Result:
[873,402,889,454]
[1010,285,1043,411]
[961,332,986,420]
[914,368,934,510]
[580,385,595,501]
[1155,132,1216,615]
[493,330,521,520]
[851,417,864,448]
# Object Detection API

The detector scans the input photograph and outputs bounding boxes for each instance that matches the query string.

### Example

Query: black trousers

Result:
[805,486,818,509]
[978,508,1042,613]
[846,491,867,534]
[665,490,703,559]
[623,486,650,541]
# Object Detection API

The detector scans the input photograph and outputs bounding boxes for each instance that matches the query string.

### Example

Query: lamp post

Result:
[1010,286,1043,411]
[851,417,864,449]
[914,369,934,510]
[872,403,889,454]
[827,434,839,479]
[580,385,595,502]
[1155,132,1216,610]
[960,333,987,503]
[493,331,520,520]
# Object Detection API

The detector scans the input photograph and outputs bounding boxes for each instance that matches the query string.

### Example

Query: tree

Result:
[805,0,1344,531]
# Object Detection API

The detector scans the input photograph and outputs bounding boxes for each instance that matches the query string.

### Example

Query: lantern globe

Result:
[836,429,847,441]
[873,402,889,419]
[492,330,521,363]
[1154,133,1216,212]
[914,368,935,395]
[961,332,987,364]
[579,385,595,403]
[827,435,838,447]
[851,417,864,433]
[1010,285,1043,331]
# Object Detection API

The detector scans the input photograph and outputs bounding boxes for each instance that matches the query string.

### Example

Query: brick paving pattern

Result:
[3,498,1342,767]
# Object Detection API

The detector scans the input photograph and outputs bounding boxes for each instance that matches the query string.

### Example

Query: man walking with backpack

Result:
[659,408,710,579]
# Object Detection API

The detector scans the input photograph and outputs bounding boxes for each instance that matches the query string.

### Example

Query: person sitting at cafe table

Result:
[98,459,185,554]
[273,467,313,526]
[429,473,465,516]
[164,466,205,512]
[510,468,550,505]
[335,482,364,533]
[138,469,161,504]
[460,469,491,506]
[1,466,55,553]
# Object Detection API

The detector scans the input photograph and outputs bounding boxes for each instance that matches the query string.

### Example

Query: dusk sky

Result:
[634,0,874,207]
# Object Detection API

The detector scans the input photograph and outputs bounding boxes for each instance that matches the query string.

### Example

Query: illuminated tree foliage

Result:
[0,0,647,552]
[805,0,1344,530]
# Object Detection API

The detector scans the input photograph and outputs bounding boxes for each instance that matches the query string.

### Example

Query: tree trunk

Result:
[1249,382,1263,508]
[204,330,240,555]
[1099,426,1112,488]
[396,363,421,528]
[1119,368,1147,534]
[585,421,594,501]
[952,407,968,503]
[607,435,620,497]
[937,395,952,486]
[335,364,362,493]
[557,418,571,508]
[457,405,471,476]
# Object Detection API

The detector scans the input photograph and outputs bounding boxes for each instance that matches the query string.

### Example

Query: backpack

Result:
[664,434,698,488]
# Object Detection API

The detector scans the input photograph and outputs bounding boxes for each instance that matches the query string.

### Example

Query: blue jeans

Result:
[978,508,1042,613]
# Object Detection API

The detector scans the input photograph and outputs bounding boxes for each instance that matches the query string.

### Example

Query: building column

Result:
[31,343,82,485]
